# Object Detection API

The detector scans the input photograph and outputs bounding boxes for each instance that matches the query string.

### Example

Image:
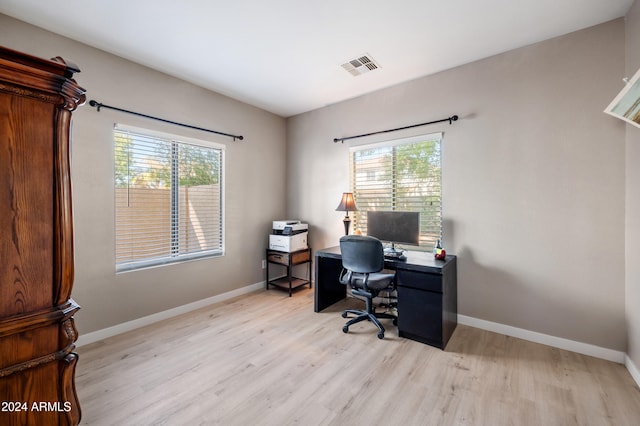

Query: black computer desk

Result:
[314,246,457,349]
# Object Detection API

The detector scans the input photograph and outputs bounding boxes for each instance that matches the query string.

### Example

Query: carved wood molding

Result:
[0,316,78,378]
[54,109,75,305]
[0,46,86,111]
[0,81,60,103]
[60,353,81,425]
[0,299,80,338]
[0,346,77,378]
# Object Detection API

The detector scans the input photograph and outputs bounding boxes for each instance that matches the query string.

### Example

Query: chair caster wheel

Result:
[341,312,348,318]
[377,332,384,339]
[343,326,349,333]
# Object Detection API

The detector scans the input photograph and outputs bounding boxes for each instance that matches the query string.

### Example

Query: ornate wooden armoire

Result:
[0,47,85,425]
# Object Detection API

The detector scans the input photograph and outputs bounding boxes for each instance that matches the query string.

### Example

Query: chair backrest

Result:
[339,235,385,274]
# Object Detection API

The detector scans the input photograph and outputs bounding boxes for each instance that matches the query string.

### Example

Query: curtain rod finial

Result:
[89,99,102,111]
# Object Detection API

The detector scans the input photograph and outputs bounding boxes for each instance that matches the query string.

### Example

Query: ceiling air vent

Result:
[341,54,381,77]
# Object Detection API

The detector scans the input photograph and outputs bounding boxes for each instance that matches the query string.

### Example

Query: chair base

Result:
[341,309,397,339]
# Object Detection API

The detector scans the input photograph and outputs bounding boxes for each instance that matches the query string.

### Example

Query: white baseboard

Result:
[76,281,265,347]
[625,355,640,388]
[458,315,626,364]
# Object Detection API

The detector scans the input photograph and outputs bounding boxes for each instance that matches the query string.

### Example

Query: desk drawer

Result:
[397,269,442,293]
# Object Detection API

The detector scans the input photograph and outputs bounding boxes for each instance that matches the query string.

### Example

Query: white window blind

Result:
[114,125,224,272]
[350,133,442,249]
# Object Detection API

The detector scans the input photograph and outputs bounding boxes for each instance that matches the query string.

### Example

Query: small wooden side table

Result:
[266,247,312,296]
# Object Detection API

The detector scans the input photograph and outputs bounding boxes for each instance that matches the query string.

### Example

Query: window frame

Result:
[349,132,443,250]
[114,124,225,273]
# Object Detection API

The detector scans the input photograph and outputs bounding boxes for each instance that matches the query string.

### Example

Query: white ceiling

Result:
[0,0,634,117]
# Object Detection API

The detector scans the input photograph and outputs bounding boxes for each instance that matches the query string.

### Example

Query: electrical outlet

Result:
[261,259,266,269]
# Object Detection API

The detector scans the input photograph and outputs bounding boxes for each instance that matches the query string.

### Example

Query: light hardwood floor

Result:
[76,288,640,425]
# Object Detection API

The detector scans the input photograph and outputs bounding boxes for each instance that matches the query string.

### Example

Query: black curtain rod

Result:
[89,100,244,141]
[333,114,458,143]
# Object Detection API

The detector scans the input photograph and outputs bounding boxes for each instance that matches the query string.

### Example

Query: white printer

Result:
[269,220,308,252]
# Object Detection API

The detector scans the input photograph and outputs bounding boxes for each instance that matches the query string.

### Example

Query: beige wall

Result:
[288,20,627,350]
[625,1,640,369]
[0,15,288,334]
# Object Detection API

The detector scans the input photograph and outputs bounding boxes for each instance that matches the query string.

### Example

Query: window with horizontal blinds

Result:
[114,125,224,272]
[350,133,442,250]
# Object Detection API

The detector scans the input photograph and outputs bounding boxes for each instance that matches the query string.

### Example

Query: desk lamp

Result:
[336,192,358,235]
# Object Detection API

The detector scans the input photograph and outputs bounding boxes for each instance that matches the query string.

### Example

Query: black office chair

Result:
[339,235,397,339]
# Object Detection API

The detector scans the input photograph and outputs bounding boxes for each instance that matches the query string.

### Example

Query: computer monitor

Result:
[366,211,420,257]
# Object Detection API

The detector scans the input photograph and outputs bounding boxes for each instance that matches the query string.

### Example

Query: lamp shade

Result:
[335,192,357,212]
